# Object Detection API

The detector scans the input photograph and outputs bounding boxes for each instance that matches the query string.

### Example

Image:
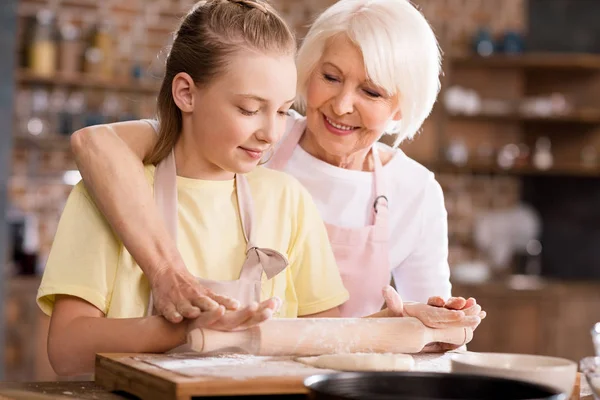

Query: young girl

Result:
[37,0,349,376]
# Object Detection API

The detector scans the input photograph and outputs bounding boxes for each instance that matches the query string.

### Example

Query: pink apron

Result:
[269,119,391,317]
[146,150,289,318]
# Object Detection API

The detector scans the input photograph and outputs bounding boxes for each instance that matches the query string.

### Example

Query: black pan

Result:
[304,372,566,400]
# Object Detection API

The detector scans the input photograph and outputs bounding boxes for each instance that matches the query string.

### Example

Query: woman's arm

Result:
[71,122,174,287]
[71,122,239,321]
[48,295,187,376]
[391,178,452,303]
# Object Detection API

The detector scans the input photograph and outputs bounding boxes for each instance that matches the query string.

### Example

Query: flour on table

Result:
[133,353,328,380]
[132,351,456,380]
[296,353,414,372]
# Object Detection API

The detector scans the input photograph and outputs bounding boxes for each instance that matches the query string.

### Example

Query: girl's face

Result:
[176,49,297,178]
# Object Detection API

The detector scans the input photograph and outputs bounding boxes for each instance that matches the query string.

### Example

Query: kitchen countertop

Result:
[0,377,593,400]
[0,381,307,400]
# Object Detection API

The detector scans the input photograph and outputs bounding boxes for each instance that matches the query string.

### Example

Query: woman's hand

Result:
[375,286,487,352]
[375,286,485,329]
[186,297,281,333]
[421,294,487,352]
[149,265,241,323]
[426,295,486,328]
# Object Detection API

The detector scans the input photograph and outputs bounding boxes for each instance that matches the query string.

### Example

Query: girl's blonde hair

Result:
[146,0,296,164]
[296,0,441,147]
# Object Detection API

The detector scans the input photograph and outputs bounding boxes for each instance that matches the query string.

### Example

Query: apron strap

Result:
[236,174,289,281]
[268,118,306,170]
[371,146,389,225]
[154,150,179,241]
[147,149,179,316]
[235,174,255,249]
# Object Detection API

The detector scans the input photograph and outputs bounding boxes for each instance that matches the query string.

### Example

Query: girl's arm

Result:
[71,122,239,321]
[49,295,279,376]
[48,295,187,376]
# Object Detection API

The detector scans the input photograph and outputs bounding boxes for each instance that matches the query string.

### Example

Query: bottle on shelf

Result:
[29,9,58,77]
[84,18,115,80]
[58,17,83,77]
[27,89,51,137]
[532,137,554,171]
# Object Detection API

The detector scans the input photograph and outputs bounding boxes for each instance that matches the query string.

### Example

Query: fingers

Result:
[444,297,467,310]
[461,303,482,317]
[462,315,482,329]
[208,302,264,331]
[426,310,469,328]
[236,304,274,330]
[262,297,282,312]
[459,302,486,327]
[204,297,280,332]
[193,305,226,326]
[221,302,259,329]
[429,296,478,312]
[382,286,404,316]
[177,302,202,319]
[427,296,446,307]
[207,291,241,311]
[463,297,477,309]
[162,303,183,324]
[405,303,468,329]
[228,298,279,330]
[190,296,220,312]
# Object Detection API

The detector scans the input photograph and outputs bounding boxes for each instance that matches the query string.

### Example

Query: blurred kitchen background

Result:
[1,0,599,382]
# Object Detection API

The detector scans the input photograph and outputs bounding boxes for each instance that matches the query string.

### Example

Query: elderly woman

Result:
[70,0,483,325]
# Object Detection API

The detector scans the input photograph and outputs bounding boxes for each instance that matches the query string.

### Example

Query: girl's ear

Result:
[172,72,196,113]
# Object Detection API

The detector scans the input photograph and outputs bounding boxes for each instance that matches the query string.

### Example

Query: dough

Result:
[590,376,600,397]
[296,353,414,372]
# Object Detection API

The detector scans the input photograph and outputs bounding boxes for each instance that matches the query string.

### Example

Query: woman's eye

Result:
[323,74,339,82]
[364,89,381,98]
[239,108,259,116]
[278,110,290,117]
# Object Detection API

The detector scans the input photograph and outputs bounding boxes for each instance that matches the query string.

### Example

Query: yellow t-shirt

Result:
[37,166,349,318]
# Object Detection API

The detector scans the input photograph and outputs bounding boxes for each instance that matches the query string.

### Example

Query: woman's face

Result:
[304,34,402,161]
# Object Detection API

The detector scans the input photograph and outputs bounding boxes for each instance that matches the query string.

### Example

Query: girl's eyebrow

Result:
[238,94,296,104]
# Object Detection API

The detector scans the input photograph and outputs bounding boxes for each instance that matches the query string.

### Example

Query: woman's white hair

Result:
[296,0,441,147]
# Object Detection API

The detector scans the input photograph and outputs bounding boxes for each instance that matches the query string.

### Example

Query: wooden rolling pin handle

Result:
[187,329,205,352]
[187,327,260,354]
[427,326,473,347]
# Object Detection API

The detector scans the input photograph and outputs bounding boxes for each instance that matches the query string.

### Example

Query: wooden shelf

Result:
[446,110,600,124]
[449,53,600,71]
[433,162,600,177]
[17,69,161,94]
[13,135,71,150]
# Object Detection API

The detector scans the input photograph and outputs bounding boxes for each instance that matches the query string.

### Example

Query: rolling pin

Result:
[187,317,473,356]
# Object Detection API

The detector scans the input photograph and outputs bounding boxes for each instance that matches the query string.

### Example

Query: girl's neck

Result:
[173,131,234,181]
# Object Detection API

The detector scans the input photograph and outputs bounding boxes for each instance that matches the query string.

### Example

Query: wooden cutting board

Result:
[95,352,456,400]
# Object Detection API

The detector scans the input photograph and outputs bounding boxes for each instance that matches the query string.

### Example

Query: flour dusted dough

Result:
[296,353,414,372]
